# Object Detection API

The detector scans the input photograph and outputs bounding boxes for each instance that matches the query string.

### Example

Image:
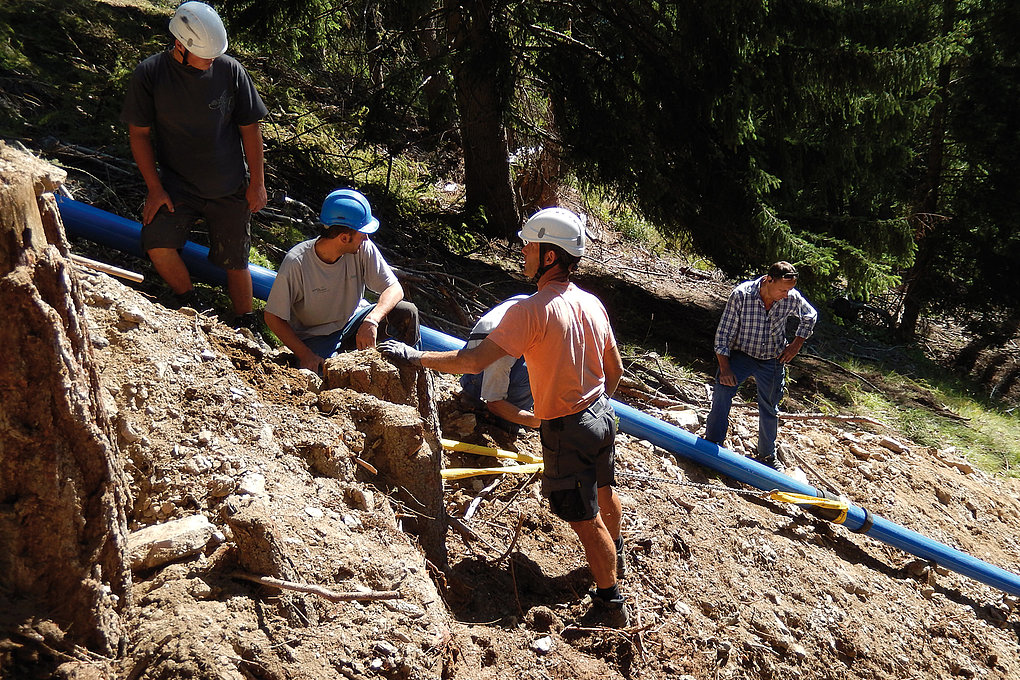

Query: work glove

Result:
[377,339,423,366]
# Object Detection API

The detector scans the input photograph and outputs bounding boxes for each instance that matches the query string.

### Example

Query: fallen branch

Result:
[800,352,882,393]
[616,384,688,409]
[779,412,890,429]
[464,475,503,521]
[231,572,401,602]
[781,447,844,498]
[489,512,525,566]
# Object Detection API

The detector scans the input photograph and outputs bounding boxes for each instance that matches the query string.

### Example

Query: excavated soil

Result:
[24,252,1015,680]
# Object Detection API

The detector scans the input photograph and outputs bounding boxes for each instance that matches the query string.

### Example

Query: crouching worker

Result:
[265,189,419,373]
[380,208,630,628]
[459,294,539,435]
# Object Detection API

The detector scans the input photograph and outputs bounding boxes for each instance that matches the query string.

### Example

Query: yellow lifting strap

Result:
[441,463,544,480]
[440,438,542,465]
[768,490,849,524]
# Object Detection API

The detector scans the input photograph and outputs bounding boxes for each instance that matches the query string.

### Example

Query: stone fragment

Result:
[238,471,266,497]
[849,444,871,460]
[531,636,553,654]
[878,436,907,453]
[127,514,216,571]
[119,307,147,324]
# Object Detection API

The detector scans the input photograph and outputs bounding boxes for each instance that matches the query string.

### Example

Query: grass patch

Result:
[846,374,1020,477]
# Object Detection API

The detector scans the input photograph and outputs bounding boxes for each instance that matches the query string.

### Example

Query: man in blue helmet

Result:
[264,189,419,373]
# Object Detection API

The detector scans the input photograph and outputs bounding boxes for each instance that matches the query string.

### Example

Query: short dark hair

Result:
[539,243,582,273]
[767,261,798,280]
[320,223,357,240]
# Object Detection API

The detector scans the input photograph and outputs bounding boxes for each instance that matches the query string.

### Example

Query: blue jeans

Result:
[303,301,420,359]
[704,351,785,460]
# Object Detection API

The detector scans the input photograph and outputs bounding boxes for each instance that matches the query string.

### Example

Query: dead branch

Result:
[781,448,844,497]
[616,384,688,409]
[464,475,503,521]
[488,471,541,523]
[70,254,144,283]
[353,457,377,474]
[489,513,525,566]
[800,352,882,392]
[231,572,401,602]
[780,412,890,429]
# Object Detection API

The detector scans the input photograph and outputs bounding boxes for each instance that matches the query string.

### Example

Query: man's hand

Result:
[298,351,324,374]
[778,336,806,364]
[378,339,423,366]
[247,181,267,213]
[356,319,379,350]
[717,367,738,387]
[143,188,174,225]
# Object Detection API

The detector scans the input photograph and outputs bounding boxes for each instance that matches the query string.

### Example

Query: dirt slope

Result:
[11,255,1008,680]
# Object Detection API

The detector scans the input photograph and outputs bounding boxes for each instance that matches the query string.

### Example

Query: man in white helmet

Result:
[121,1,268,329]
[379,208,630,628]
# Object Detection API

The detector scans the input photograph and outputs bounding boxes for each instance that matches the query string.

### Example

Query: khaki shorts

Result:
[539,394,616,522]
[141,182,251,270]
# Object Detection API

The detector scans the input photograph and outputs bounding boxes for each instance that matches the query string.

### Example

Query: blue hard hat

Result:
[320,189,379,234]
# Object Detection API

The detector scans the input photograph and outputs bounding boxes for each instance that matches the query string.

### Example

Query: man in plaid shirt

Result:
[704,261,818,469]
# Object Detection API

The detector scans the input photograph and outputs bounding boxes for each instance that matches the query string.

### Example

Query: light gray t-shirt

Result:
[266,238,398,339]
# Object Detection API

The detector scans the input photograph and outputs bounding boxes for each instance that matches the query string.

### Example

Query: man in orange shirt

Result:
[380,208,629,627]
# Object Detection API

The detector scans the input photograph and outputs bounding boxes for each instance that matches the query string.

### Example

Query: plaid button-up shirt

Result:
[714,277,818,360]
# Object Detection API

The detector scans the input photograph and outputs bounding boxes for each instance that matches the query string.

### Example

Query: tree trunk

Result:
[898,0,956,340]
[0,144,131,659]
[446,0,521,239]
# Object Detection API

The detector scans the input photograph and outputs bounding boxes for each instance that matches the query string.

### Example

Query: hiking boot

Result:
[581,590,631,629]
[233,311,262,333]
[758,454,786,474]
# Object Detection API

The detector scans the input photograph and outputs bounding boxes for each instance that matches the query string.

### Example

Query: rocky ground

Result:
[23,246,1018,680]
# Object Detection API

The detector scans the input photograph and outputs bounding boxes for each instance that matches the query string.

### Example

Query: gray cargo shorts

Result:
[539,393,616,522]
[141,182,251,270]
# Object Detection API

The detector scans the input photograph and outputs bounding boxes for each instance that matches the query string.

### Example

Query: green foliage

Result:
[913,0,1020,330]
[0,0,168,143]
[430,222,482,256]
[528,0,945,303]
[850,386,1020,477]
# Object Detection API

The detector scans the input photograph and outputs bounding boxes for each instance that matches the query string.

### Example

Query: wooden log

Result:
[70,253,144,283]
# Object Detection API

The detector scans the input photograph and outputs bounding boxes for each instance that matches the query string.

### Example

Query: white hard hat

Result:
[518,207,585,257]
[170,2,228,60]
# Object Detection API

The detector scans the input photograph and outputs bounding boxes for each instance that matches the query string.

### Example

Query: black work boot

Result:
[581,588,631,629]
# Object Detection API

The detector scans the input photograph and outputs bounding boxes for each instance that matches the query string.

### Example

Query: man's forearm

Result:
[128,126,163,192]
[486,399,540,428]
[369,283,404,323]
[240,123,265,187]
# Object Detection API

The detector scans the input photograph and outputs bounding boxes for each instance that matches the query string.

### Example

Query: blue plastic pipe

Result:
[55,196,278,301]
[58,197,1020,597]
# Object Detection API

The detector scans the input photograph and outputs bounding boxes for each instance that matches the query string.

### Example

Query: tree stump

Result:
[0,143,131,659]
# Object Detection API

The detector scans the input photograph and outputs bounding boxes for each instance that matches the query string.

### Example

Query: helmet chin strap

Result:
[533,246,562,281]
[174,42,192,67]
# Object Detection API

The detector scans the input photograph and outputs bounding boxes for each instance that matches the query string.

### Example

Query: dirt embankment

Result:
[5,258,1012,680]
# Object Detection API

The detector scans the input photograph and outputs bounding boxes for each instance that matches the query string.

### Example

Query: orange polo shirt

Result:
[487,279,617,420]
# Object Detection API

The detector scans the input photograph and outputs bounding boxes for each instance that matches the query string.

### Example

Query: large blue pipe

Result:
[58,197,1020,597]
[56,196,278,301]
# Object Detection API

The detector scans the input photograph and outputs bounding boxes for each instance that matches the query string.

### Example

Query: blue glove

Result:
[378,339,423,366]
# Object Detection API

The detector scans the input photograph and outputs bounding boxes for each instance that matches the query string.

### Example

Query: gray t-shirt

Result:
[121,51,268,198]
[266,238,399,339]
